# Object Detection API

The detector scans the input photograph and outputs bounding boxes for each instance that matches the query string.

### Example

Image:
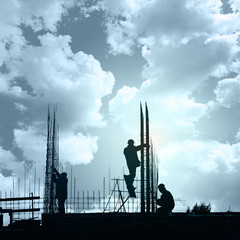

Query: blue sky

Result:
[1,0,240,211]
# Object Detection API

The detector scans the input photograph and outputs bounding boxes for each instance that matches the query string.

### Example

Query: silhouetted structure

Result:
[156,183,175,215]
[53,169,68,214]
[44,105,59,214]
[140,102,158,213]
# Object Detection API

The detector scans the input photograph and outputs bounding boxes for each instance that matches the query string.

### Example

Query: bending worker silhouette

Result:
[124,139,148,196]
[53,168,68,214]
[156,183,175,215]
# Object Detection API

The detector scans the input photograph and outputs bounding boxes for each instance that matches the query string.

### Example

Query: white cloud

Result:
[105,0,240,151]
[60,133,98,165]
[13,124,99,167]
[103,0,240,95]
[0,0,75,32]
[6,32,115,168]
[104,19,136,55]
[0,75,9,93]
[15,102,27,112]
[102,0,238,54]
[215,76,240,108]
[0,173,14,188]
[0,2,115,173]
[230,0,240,12]
[0,146,18,173]
[141,36,236,94]
[102,0,148,17]
[159,140,240,211]
[106,0,240,162]
[12,33,115,130]
[0,0,76,67]
[0,145,25,190]
[109,86,138,122]
[14,124,46,165]
[109,87,207,146]
[0,0,77,98]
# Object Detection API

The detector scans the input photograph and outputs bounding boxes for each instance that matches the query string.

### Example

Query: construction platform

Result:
[2,212,240,239]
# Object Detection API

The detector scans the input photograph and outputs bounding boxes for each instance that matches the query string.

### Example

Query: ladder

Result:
[103,179,132,213]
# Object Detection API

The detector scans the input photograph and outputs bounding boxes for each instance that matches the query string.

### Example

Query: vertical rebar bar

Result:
[18,178,20,219]
[140,102,145,213]
[113,178,116,211]
[82,190,84,210]
[34,167,36,196]
[87,191,89,209]
[103,177,105,211]
[38,178,40,219]
[98,190,100,210]
[146,103,150,213]
[108,167,111,196]
[74,177,76,212]
[70,166,72,211]
[12,177,14,211]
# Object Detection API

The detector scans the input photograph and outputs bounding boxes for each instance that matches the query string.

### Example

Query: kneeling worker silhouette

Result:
[53,168,68,214]
[156,183,175,215]
[123,139,148,198]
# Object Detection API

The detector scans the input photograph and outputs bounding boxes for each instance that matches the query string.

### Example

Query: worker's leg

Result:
[129,167,136,185]
[157,207,170,215]
[58,199,65,214]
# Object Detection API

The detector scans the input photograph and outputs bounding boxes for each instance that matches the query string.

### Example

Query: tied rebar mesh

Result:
[44,105,59,214]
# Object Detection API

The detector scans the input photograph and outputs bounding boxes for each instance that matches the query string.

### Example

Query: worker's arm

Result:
[135,143,150,151]
[156,198,163,206]
[53,168,60,177]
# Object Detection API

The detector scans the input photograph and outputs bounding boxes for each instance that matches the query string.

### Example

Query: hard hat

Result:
[128,139,134,145]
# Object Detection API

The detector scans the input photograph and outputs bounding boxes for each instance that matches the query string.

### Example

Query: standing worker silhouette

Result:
[53,168,68,214]
[123,139,148,197]
[156,183,175,215]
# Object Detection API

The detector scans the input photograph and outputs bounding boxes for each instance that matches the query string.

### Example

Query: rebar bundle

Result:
[44,105,59,214]
[140,102,158,213]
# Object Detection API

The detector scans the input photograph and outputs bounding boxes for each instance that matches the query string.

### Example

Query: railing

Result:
[0,194,40,226]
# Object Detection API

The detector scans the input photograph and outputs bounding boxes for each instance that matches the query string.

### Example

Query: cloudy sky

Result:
[1,0,240,212]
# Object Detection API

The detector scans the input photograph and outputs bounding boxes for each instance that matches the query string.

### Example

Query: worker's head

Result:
[127,139,134,146]
[61,172,67,179]
[158,183,166,193]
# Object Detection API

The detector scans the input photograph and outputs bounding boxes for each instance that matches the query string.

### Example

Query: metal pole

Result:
[34,167,36,196]
[87,191,89,209]
[82,190,85,210]
[98,190,101,210]
[74,177,76,212]
[103,177,105,211]
[140,102,145,213]
[146,103,150,213]
[150,141,154,213]
[70,166,72,211]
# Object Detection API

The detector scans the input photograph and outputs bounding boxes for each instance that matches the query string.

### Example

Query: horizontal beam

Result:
[0,196,40,202]
[0,208,40,213]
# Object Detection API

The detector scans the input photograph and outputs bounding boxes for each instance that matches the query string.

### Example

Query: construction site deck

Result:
[0,212,240,240]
